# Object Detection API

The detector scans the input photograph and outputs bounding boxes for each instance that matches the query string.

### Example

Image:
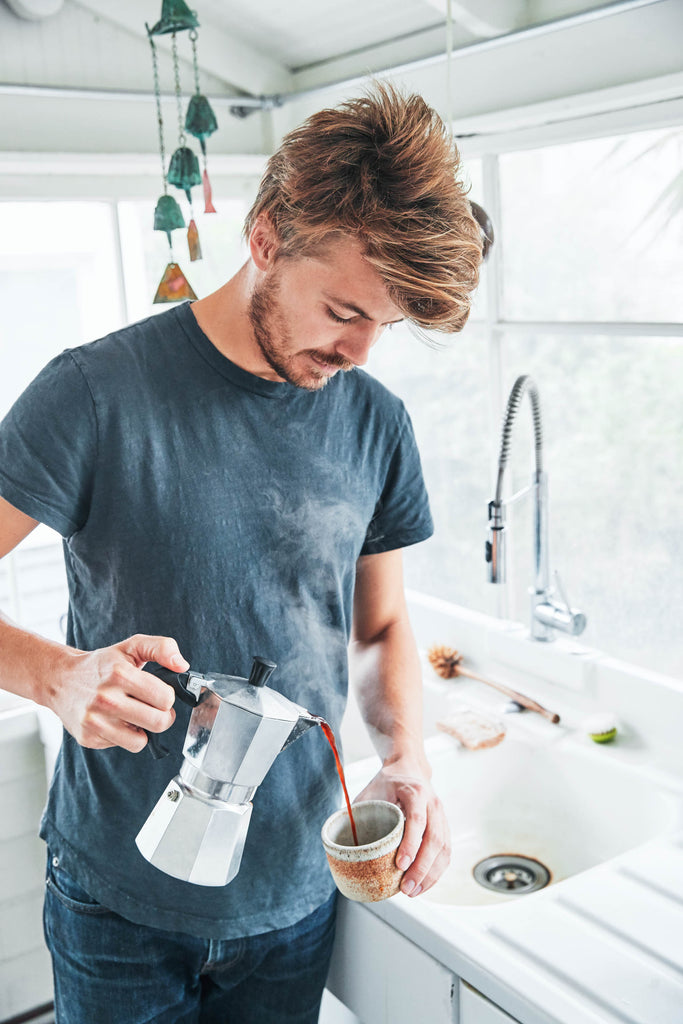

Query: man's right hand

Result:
[51,634,189,753]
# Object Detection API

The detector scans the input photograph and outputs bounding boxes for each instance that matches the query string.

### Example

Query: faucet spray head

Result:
[486,501,506,583]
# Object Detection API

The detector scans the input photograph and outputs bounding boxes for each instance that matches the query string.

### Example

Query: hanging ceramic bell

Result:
[185,94,217,143]
[153,262,198,303]
[147,0,198,36]
[153,193,185,245]
[167,146,202,204]
[185,94,217,213]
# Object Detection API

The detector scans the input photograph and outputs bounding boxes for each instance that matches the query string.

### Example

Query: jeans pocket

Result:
[46,853,110,916]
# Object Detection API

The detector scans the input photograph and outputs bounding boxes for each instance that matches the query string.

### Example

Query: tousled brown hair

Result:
[244,82,482,333]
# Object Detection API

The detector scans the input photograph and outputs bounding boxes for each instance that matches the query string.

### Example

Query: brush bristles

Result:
[427,644,462,679]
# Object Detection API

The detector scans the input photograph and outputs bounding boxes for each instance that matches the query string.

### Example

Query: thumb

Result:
[119,633,190,672]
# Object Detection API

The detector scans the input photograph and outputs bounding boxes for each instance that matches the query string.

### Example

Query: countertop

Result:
[344,711,683,1024]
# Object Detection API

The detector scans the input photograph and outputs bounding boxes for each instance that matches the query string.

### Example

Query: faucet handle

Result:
[534,571,587,637]
[553,570,572,612]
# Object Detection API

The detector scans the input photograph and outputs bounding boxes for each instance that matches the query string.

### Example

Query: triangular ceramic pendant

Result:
[153,262,198,303]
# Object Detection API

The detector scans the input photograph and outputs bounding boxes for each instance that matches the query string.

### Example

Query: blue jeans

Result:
[44,853,337,1024]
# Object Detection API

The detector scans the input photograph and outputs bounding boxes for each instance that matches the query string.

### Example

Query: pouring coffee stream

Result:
[312,716,359,847]
[136,655,358,887]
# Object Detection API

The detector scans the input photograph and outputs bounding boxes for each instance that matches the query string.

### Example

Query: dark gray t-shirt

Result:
[0,302,432,938]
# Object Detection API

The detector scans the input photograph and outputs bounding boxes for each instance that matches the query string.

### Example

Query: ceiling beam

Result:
[419,0,528,36]
[291,25,460,93]
[70,0,293,97]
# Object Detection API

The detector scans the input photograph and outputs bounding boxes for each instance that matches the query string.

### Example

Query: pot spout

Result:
[281,710,321,752]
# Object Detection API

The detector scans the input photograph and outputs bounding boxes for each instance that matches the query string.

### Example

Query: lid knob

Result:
[247,656,277,688]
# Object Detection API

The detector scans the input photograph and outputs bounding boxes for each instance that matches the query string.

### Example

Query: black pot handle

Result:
[142,663,202,760]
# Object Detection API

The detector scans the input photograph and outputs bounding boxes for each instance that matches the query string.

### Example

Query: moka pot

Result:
[135,656,319,886]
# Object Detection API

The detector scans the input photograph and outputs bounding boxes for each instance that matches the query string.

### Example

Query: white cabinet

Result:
[459,982,522,1024]
[0,707,53,1020]
[326,900,457,1024]
[325,900,529,1024]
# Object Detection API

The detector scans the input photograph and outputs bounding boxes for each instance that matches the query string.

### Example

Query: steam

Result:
[255,485,368,725]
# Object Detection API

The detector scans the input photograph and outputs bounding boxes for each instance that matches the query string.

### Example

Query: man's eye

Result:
[326,308,352,324]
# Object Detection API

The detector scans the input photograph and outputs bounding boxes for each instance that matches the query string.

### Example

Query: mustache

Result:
[308,350,355,372]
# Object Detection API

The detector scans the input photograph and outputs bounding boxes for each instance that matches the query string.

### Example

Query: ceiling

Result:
[0,0,659,100]
[1,0,679,159]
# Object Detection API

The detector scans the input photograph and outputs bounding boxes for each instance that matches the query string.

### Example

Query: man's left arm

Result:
[349,548,450,897]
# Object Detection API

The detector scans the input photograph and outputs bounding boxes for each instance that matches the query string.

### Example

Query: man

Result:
[0,83,481,1022]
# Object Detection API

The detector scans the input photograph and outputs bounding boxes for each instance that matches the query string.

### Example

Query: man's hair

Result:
[244,82,482,333]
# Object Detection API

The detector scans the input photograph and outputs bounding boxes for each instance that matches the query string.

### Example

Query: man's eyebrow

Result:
[324,294,404,325]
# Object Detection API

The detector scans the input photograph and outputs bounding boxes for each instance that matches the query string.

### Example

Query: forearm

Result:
[0,608,77,709]
[349,615,430,777]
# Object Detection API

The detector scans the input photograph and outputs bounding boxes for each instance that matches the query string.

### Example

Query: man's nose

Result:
[334,322,384,366]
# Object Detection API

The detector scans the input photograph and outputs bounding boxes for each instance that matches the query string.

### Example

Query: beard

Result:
[248,269,353,391]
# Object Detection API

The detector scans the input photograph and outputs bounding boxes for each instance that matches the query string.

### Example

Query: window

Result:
[499,127,683,323]
[368,121,683,679]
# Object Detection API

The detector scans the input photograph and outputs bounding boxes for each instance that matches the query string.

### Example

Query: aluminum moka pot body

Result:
[135,657,317,886]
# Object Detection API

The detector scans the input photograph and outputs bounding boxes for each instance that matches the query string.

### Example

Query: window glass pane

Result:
[500,332,683,678]
[367,322,494,616]
[0,201,124,419]
[499,126,683,323]
[118,199,250,323]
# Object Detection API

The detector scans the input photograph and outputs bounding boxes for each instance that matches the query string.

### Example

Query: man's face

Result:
[247,235,403,391]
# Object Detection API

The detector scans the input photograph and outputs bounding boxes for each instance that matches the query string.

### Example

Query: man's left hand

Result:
[355,761,451,897]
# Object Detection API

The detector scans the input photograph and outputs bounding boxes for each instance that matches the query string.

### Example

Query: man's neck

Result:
[190,263,278,380]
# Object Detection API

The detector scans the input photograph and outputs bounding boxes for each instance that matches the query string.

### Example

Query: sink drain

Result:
[473,855,551,895]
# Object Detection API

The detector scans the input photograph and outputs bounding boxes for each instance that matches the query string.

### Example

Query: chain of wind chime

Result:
[146,0,218,303]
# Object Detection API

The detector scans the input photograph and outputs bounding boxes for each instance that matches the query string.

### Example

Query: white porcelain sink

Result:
[421,728,679,906]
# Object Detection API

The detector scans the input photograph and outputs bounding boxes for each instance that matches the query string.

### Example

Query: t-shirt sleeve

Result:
[0,350,97,538]
[360,403,434,556]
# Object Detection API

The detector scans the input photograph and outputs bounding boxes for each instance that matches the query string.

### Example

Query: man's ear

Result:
[249,215,280,270]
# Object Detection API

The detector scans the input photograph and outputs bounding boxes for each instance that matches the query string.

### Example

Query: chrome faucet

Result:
[486,375,587,642]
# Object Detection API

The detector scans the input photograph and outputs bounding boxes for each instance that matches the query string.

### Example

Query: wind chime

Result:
[146,0,218,303]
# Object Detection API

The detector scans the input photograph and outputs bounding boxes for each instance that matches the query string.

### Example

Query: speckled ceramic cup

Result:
[321,800,405,903]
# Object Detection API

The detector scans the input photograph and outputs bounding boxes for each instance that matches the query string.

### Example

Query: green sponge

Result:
[584,713,618,744]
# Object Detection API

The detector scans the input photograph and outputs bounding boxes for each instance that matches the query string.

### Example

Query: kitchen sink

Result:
[420,728,679,906]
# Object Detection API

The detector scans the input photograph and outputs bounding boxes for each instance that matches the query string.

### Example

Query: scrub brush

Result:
[583,712,618,743]
[427,644,560,725]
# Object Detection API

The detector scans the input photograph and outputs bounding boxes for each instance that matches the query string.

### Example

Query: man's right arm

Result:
[0,494,186,753]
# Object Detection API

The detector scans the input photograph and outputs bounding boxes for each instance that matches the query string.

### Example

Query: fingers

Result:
[118,633,190,673]
[399,800,451,897]
[76,712,150,754]
[116,632,192,713]
[78,676,177,752]
[353,770,451,896]
[392,785,450,898]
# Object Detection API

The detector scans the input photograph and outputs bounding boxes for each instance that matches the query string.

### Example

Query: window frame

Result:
[454,97,683,621]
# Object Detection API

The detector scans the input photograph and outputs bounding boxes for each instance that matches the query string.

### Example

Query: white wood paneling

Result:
[73,0,292,96]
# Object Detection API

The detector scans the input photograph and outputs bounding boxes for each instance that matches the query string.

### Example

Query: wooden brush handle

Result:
[456,665,560,724]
